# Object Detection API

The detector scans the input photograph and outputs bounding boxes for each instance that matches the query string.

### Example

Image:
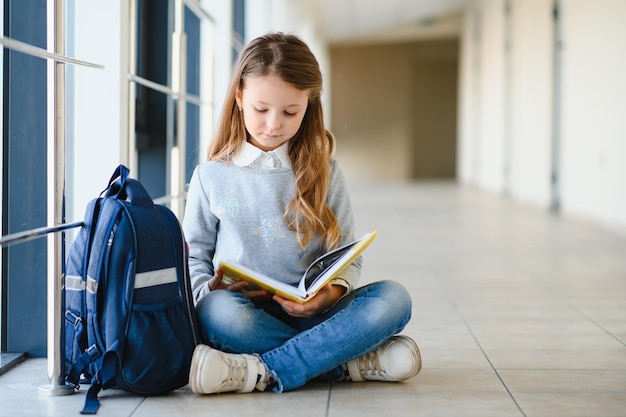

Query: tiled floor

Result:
[1,181,625,416]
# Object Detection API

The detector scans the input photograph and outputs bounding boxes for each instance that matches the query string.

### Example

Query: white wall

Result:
[509,0,553,208]
[457,4,479,183]
[560,0,626,231]
[476,0,506,193]
[458,0,626,232]
[458,0,507,192]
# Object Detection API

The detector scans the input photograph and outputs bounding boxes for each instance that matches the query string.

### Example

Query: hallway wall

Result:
[458,0,626,232]
[330,39,459,182]
[559,1,626,232]
[459,0,554,203]
[509,0,554,208]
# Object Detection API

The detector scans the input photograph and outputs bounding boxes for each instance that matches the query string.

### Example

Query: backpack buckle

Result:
[65,310,82,327]
[86,344,100,359]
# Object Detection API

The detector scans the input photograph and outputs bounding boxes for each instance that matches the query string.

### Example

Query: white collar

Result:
[232,141,292,169]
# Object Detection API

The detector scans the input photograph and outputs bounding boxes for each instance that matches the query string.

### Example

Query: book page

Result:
[299,241,358,291]
[297,231,378,296]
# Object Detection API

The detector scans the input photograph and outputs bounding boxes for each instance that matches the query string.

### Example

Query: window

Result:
[128,0,214,218]
[1,0,218,376]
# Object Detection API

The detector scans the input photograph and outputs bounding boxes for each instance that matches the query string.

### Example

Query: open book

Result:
[219,230,378,303]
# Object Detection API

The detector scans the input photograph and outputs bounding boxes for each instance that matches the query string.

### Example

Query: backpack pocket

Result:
[120,296,197,394]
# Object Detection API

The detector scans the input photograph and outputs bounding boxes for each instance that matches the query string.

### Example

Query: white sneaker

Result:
[347,335,422,382]
[188,344,269,394]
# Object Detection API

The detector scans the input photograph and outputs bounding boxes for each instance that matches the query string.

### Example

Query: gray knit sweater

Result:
[183,159,361,304]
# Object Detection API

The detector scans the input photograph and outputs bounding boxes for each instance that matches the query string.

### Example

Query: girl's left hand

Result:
[273,284,346,318]
[209,269,271,300]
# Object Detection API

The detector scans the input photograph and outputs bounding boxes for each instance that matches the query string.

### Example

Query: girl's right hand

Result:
[209,269,271,300]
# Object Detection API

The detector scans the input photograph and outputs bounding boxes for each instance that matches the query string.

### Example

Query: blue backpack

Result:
[64,165,199,414]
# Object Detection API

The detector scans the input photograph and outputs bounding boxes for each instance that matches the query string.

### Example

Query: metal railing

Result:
[0,0,103,396]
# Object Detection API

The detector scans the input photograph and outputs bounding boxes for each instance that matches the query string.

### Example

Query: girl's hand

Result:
[208,269,271,300]
[273,284,346,318]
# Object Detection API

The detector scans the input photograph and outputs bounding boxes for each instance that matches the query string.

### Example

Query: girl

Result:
[183,32,421,394]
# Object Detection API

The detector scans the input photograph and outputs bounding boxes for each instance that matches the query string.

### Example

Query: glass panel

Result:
[1,0,48,357]
[233,0,245,40]
[135,84,172,200]
[135,0,171,86]
[134,0,173,201]
[185,6,200,97]
[231,0,245,66]
[184,3,214,178]
[184,5,200,182]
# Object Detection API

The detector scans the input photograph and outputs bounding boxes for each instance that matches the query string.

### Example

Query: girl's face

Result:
[236,74,309,152]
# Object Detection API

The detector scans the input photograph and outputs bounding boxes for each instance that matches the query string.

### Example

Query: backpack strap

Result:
[119,178,154,207]
[104,165,154,207]
[65,199,104,388]
[66,344,101,388]
[100,340,122,390]
[80,381,102,415]
[103,164,129,193]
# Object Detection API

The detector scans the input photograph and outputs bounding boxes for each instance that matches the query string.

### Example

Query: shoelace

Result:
[354,346,388,378]
[215,355,249,391]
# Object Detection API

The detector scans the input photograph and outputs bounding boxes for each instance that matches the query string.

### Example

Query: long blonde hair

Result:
[208,33,341,250]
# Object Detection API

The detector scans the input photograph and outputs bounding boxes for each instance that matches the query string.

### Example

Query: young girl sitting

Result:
[183,32,421,394]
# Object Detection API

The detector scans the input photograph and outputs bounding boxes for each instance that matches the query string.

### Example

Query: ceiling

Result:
[307,0,468,45]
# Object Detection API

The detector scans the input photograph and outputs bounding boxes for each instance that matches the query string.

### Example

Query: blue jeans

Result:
[195,280,412,392]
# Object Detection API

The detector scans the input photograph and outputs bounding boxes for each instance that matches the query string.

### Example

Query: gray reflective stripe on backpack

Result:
[65,275,85,291]
[134,267,177,289]
[87,276,98,294]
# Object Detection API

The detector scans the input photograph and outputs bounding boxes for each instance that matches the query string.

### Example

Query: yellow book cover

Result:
[220,230,378,303]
